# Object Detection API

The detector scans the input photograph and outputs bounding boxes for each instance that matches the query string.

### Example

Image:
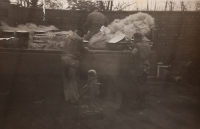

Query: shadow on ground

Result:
[0,74,200,129]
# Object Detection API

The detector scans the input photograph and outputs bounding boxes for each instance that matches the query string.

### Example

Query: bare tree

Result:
[154,1,157,11]
[180,1,190,11]
[66,0,111,11]
[169,1,174,11]
[147,0,149,10]
[113,1,135,11]
[31,0,39,7]
[135,2,139,11]
[195,1,200,11]
[164,0,168,11]
[16,0,39,7]
[104,1,113,11]
[39,0,68,9]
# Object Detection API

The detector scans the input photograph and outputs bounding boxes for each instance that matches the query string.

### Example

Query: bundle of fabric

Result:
[0,22,58,32]
[1,22,74,50]
[89,12,155,50]
[30,31,73,50]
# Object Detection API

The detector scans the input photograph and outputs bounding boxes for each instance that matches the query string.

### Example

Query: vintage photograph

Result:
[0,0,200,129]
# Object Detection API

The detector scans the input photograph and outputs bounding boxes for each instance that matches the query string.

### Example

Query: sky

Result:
[113,0,199,11]
[10,0,200,10]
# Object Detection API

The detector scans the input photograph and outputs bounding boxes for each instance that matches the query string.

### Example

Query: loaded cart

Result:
[0,47,157,116]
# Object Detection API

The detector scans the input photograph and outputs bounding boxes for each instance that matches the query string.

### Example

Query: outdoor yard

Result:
[1,74,200,129]
[0,2,200,129]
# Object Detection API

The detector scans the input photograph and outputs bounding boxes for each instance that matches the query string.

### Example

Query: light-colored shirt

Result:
[62,32,85,59]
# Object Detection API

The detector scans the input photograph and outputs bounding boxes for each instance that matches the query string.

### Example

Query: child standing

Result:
[80,69,102,118]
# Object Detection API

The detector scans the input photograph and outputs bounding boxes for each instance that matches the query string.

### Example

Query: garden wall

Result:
[1,3,200,63]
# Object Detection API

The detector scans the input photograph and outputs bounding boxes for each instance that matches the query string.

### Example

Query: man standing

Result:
[61,28,88,105]
[131,32,151,108]
[83,7,109,40]
[119,33,151,111]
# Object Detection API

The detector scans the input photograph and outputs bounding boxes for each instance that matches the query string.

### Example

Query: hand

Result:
[127,45,133,50]
[84,47,89,53]
[131,48,138,55]
[83,85,88,89]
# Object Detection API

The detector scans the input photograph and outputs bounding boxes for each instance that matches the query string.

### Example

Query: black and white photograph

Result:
[0,0,200,129]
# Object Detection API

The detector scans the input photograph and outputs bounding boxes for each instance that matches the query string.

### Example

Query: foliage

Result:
[180,1,190,11]
[31,0,38,7]
[195,1,200,11]
[67,1,96,11]
[67,0,114,11]
[0,0,10,3]
[154,0,192,11]
[16,0,39,7]
[164,0,176,11]
[15,0,67,9]
[11,0,200,11]
[41,0,67,9]
[113,1,135,11]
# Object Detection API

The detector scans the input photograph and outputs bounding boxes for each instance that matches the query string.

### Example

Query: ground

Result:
[0,74,200,129]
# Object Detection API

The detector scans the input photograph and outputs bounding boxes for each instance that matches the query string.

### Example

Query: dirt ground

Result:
[1,75,200,129]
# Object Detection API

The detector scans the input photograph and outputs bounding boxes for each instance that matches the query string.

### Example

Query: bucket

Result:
[16,30,29,48]
[33,34,47,43]
[50,29,60,32]
[2,30,15,38]
[30,40,47,50]
[34,30,46,35]
[0,37,18,48]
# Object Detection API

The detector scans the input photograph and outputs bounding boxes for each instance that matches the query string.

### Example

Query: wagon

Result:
[0,47,156,111]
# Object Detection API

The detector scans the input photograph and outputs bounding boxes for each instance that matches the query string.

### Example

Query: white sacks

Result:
[89,12,155,50]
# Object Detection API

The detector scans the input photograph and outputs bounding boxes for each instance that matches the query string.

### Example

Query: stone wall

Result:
[1,3,200,63]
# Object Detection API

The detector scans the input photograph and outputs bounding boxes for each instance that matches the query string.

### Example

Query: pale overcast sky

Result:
[10,0,200,10]
[114,0,199,10]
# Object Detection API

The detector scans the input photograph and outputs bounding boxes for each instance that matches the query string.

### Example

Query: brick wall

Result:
[0,3,17,25]
[1,3,200,63]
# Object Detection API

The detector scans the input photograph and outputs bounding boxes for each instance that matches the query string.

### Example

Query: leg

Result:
[68,67,80,103]
[62,63,70,102]
[119,78,135,111]
[61,56,80,103]
[137,72,148,108]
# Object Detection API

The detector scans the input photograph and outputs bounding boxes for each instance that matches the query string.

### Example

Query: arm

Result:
[62,35,71,51]
[80,79,91,98]
[80,40,89,53]
[104,16,109,27]
[131,43,139,56]
[131,47,138,55]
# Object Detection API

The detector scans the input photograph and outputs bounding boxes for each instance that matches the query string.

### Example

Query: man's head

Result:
[133,32,143,43]
[91,7,99,12]
[75,27,86,37]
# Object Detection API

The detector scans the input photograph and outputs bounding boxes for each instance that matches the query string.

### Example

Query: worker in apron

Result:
[61,28,88,105]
